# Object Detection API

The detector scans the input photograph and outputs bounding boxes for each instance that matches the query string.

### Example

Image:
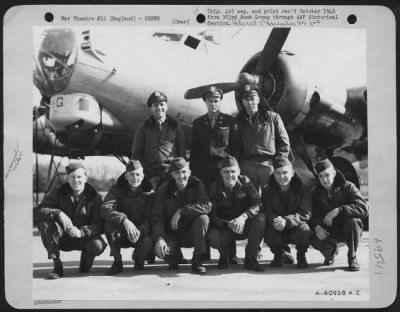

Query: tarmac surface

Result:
[31,230,370,309]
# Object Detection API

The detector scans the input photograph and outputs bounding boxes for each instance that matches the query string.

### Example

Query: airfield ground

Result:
[30,229,370,309]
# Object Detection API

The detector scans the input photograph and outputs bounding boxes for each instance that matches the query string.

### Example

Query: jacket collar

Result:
[145,115,177,129]
[237,108,271,123]
[116,173,155,195]
[167,175,198,194]
[60,183,98,200]
[216,175,247,193]
[315,169,346,193]
[268,171,303,191]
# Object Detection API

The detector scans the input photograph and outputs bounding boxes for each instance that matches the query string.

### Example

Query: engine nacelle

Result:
[49,93,127,133]
[50,93,101,132]
[235,51,366,159]
[48,93,129,155]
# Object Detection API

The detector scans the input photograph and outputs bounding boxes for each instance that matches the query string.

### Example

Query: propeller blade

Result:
[184,82,239,100]
[255,28,290,76]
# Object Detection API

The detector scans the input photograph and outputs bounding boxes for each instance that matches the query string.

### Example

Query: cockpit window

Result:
[33,28,77,95]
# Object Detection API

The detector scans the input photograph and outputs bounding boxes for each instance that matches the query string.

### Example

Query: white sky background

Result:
[33,26,366,106]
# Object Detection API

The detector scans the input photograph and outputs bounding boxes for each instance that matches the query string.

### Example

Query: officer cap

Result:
[202,86,223,101]
[147,91,168,107]
[240,84,261,99]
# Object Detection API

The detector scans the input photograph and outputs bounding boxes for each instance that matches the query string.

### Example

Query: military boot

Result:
[217,254,229,269]
[296,249,308,269]
[348,257,360,271]
[48,258,64,279]
[244,255,265,272]
[79,252,95,273]
[270,249,282,267]
[191,254,207,275]
[106,256,123,275]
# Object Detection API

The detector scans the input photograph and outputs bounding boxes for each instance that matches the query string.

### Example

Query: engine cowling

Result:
[235,51,366,160]
[50,93,101,132]
[48,93,129,155]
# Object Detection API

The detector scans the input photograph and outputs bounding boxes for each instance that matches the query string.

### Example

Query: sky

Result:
[33,26,366,106]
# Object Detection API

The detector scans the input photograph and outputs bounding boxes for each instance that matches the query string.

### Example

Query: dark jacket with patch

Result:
[208,175,261,228]
[151,176,212,241]
[35,183,103,237]
[132,115,185,177]
[261,173,311,229]
[236,109,290,161]
[101,174,155,235]
[310,170,369,230]
[190,113,239,162]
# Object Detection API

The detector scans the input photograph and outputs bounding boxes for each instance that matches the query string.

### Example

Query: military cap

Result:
[240,84,261,98]
[125,160,143,173]
[315,159,334,173]
[218,155,239,169]
[202,86,223,101]
[65,161,85,174]
[168,157,189,173]
[273,157,292,170]
[147,91,168,107]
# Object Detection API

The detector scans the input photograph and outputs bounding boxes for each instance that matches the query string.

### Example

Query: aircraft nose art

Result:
[33,28,78,96]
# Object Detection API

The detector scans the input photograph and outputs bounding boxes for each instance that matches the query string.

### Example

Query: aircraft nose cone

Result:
[33,28,78,95]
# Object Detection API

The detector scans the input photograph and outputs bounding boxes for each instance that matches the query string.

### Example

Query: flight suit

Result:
[236,109,290,190]
[190,113,239,186]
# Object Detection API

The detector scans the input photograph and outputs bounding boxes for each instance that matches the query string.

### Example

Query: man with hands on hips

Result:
[151,157,212,274]
[310,159,369,271]
[35,161,106,279]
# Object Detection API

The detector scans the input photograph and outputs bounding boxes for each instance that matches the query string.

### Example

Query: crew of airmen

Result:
[35,85,369,279]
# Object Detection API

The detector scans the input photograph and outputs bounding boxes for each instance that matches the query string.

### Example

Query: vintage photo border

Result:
[2,3,398,309]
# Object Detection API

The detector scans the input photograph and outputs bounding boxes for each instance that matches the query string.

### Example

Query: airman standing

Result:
[132,91,186,189]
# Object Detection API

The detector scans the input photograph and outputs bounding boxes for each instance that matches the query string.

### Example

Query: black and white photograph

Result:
[3,5,397,309]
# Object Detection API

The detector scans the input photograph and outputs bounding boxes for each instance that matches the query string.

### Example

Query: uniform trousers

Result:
[38,220,106,259]
[239,159,274,191]
[159,215,209,263]
[311,218,363,260]
[104,222,154,263]
[264,223,312,253]
[208,214,266,258]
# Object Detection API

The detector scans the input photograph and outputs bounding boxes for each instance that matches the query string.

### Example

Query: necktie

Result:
[210,117,216,128]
